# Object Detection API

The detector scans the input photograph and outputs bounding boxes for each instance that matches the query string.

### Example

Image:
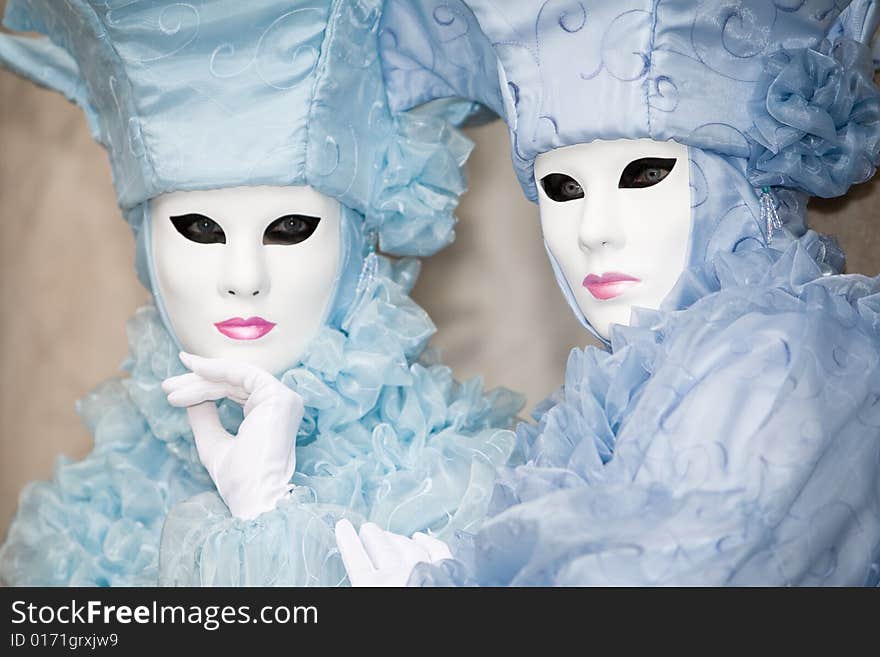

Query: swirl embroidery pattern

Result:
[448,0,857,198]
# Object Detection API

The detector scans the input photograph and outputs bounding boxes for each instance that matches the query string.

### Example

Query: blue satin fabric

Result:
[0,0,471,256]
[379,1,880,585]
[0,1,524,586]
[411,150,880,586]
[382,0,880,200]
[378,0,506,121]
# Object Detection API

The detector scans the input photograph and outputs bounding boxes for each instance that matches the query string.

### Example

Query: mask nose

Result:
[577,192,625,253]
[218,242,271,299]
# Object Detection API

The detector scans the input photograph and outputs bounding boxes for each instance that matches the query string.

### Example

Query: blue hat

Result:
[381,0,880,200]
[0,0,472,256]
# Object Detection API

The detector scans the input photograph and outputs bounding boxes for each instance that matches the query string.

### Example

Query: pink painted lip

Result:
[214,316,276,341]
[582,272,642,300]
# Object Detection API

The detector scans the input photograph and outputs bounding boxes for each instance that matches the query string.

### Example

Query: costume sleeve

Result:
[0,381,203,586]
[159,377,519,586]
[415,280,880,586]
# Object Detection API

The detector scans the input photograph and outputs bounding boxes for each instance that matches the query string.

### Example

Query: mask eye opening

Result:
[262,214,321,246]
[540,173,585,203]
[170,213,226,244]
[618,157,676,189]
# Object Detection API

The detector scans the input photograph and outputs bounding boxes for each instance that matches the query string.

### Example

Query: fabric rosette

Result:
[367,111,473,256]
[747,37,880,198]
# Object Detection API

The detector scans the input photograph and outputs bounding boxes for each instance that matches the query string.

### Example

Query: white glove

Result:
[334,519,453,587]
[162,352,304,520]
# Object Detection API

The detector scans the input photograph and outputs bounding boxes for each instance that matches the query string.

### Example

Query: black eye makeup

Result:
[170,213,226,244]
[263,214,321,245]
[618,157,676,189]
[540,173,585,202]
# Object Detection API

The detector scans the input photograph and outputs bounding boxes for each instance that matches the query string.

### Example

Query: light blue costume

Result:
[381,0,880,585]
[0,0,522,586]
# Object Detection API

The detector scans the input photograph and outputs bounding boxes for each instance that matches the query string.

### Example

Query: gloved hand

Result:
[334,519,453,587]
[162,352,304,520]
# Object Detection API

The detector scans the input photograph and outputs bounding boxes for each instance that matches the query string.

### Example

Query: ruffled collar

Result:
[504,230,880,510]
[114,253,443,471]
[611,230,871,351]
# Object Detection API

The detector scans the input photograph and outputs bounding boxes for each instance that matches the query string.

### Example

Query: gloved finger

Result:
[412,532,453,562]
[386,530,430,566]
[187,402,232,467]
[167,379,249,407]
[359,522,402,571]
[243,385,303,421]
[165,371,250,405]
[167,381,230,407]
[180,352,269,393]
[335,519,375,583]
[161,372,204,394]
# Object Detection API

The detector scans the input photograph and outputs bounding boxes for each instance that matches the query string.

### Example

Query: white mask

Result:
[534,139,691,340]
[150,185,341,374]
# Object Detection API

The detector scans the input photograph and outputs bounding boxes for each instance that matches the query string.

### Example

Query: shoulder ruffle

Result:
[157,255,522,585]
[0,305,216,586]
[412,233,880,586]
[1,255,522,586]
[0,329,210,585]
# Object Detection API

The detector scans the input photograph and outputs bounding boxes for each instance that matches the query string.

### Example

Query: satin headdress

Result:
[381,0,880,201]
[0,0,473,256]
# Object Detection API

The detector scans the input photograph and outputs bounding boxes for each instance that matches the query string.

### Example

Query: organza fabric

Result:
[410,150,880,586]
[0,0,523,586]
[0,256,521,586]
[379,0,880,587]
[747,37,880,198]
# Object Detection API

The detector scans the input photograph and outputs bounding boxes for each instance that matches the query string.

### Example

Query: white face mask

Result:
[150,185,341,374]
[535,139,691,340]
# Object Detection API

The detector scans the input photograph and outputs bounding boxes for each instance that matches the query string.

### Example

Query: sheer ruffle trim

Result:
[160,256,522,585]
[1,257,522,586]
[748,38,880,197]
[367,112,473,256]
[161,259,522,586]
[0,376,209,586]
[411,233,880,586]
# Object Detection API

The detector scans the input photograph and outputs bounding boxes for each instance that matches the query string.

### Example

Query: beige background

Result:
[1,7,878,539]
